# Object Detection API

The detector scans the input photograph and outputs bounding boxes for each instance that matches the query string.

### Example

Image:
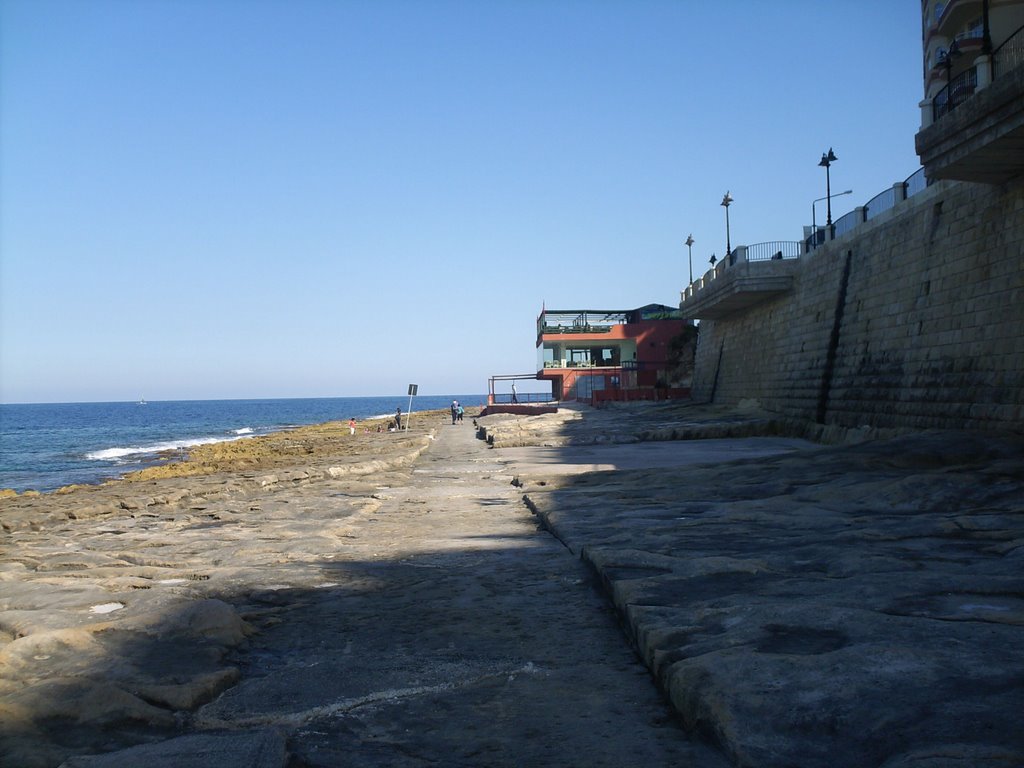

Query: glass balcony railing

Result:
[542,360,624,369]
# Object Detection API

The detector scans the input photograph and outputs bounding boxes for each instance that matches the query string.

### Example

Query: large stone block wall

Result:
[691,177,1024,432]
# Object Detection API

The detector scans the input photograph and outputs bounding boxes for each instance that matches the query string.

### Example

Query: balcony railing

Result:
[993,23,1024,79]
[933,65,978,121]
[543,360,622,369]
[491,391,556,405]
[540,324,613,335]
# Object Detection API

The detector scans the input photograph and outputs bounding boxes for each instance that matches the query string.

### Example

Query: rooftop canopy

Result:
[539,304,682,331]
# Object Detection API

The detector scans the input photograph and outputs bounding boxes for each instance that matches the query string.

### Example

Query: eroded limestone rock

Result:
[517,420,1024,768]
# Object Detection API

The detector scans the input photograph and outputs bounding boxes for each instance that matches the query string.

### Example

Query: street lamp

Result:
[818,148,838,227]
[812,189,853,245]
[685,234,694,283]
[720,191,733,260]
[935,39,963,116]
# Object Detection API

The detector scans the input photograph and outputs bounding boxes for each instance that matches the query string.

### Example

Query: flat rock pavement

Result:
[190,420,728,767]
[485,406,1024,768]
[2,416,731,767]
[5,402,1024,768]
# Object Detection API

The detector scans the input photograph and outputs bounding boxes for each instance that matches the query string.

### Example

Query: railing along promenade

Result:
[743,241,803,261]
[682,167,932,304]
[688,21,1015,290]
[806,168,929,252]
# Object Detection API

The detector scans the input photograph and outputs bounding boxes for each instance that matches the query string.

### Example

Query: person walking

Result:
[451,400,458,425]
[349,418,356,435]
[395,407,402,431]
[511,382,518,403]
[457,403,464,423]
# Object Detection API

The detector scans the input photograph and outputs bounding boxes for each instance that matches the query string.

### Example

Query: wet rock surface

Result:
[2,402,1022,767]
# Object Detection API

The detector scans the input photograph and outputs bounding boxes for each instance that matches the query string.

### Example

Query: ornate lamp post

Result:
[720,192,733,261]
[938,37,961,83]
[818,148,838,228]
[935,39,963,117]
[685,234,694,283]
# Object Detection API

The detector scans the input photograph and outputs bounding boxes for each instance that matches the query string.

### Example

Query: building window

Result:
[564,346,622,367]
[567,349,590,366]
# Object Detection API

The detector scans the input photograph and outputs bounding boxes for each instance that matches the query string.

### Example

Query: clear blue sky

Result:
[1,0,924,403]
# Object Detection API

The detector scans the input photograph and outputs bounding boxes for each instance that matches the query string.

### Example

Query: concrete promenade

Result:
[186,419,731,767]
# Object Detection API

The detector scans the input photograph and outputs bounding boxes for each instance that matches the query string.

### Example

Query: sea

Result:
[0,395,484,494]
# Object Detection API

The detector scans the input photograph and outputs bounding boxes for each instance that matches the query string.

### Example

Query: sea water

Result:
[0,395,484,493]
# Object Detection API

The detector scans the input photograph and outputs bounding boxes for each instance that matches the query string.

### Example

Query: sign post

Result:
[406,384,418,431]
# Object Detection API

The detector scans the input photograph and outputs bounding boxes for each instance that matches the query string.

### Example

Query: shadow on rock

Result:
[519,428,1024,768]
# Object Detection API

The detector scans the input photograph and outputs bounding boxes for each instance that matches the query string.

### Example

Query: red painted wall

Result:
[537,319,688,401]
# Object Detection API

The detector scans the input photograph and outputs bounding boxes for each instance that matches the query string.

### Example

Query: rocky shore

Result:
[2,402,1022,767]
[0,413,441,767]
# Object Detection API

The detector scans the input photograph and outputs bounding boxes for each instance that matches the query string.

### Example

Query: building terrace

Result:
[536,304,691,403]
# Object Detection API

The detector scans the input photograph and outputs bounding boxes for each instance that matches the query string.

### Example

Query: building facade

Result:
[917,0,1024,181]
[921,0,1024,112]
[536,304,691,403]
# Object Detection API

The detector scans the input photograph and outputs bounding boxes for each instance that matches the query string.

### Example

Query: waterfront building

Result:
[917,0,1024,182]
[535,304,692,403]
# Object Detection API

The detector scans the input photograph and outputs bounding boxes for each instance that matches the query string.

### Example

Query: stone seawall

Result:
[691,177,1024,432]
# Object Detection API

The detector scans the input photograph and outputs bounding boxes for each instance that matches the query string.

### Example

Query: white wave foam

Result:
[89,602,124,614]
[85,435,227,462]
[234,427,254,435]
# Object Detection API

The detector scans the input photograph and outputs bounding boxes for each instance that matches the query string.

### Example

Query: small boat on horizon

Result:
[138,398,147,406]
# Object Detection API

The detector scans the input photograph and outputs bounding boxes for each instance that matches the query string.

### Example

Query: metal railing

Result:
[863,169,929,222]
[745,241,803,261]
[544,360,622,369]
[865,186,896,221]
[933,65,978,121]
[491,391,555,404]
[805,228,826,251]
[540,324,613,335]
[905,167,927,198]
[832,208,862,239]
[993,23,1024,78]
[692,165,933,278]
[622,360,661,371]
[801,167,931,253]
